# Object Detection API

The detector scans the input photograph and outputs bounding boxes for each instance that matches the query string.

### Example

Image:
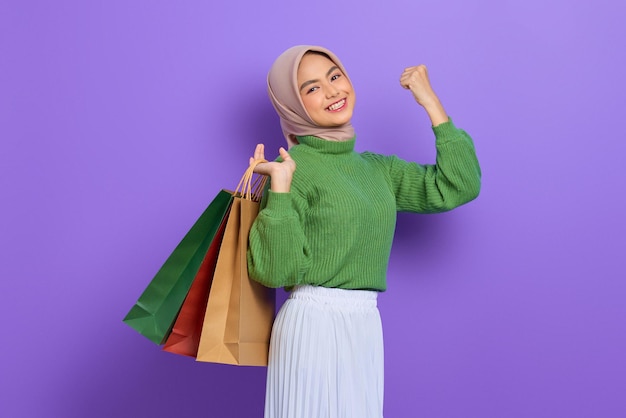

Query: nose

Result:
[325,83,340,98]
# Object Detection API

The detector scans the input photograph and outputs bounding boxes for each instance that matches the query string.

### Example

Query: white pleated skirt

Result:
[265,285,384,418]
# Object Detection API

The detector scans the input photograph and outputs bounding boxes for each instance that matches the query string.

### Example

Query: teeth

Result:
[328,99,345,111]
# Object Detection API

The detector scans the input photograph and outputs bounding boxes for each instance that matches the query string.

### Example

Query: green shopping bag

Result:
[123,190,233,344]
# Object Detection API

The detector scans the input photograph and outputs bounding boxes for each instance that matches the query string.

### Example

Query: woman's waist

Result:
[289,284,378,308]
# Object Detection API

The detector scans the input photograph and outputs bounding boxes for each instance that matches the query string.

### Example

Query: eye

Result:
[330,73,342,81]
[306,86,319,94]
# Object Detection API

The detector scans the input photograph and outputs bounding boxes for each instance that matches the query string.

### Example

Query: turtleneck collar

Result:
[294,135,356,155]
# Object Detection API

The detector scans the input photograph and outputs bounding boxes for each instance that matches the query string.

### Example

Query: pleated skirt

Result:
[264,285,384,418]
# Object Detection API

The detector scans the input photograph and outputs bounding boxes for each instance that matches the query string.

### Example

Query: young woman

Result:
[247,45,481,418]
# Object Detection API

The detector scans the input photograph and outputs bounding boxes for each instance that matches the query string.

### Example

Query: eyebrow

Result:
[299,65,340,92]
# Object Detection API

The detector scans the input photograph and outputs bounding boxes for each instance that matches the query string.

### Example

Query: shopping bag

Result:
[123,190,233,344]
[196,161,275,366]
[161,211,230,357]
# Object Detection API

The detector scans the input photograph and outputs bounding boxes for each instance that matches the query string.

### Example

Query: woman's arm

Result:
[374,65,481,212]
[247,145,310,288]
[364,120,481,214]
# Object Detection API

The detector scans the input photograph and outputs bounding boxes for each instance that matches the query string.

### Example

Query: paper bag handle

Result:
[235,159,268,201]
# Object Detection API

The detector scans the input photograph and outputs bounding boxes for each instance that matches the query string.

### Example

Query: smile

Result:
[326,98,346,112]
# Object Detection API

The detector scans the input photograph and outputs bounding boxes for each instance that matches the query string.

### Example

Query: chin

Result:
[330,112,354,127]
[313,109,354,127]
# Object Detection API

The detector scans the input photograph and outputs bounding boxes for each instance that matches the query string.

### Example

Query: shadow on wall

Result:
[392,211,464,276]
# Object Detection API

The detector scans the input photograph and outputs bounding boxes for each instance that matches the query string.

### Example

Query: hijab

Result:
[267,45,355,148]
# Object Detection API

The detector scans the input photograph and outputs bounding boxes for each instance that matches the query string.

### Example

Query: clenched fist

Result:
[400,65,448,126]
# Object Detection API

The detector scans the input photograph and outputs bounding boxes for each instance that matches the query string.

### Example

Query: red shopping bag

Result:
[162,212,230,357]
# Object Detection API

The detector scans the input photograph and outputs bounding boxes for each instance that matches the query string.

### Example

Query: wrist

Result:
[269,170,292,193]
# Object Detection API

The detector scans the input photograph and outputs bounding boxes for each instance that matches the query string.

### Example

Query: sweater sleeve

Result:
[366,119,481,213]
[246,185,311,288]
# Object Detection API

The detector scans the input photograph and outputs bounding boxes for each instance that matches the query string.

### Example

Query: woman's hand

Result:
[400,65,449,127]
[249,144,296,193]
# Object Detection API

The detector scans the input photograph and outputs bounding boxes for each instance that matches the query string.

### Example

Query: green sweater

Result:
[247,119,481,291]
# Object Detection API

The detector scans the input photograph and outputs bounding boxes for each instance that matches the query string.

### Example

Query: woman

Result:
[247,45,481,418]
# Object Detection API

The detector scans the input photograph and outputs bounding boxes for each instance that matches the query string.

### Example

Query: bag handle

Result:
[235,159,268,202]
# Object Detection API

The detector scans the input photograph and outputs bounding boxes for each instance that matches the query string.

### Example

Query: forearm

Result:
[422,97,449,127]
[269,170,292,193]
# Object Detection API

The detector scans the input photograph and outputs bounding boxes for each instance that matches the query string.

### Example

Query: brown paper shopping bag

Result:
[196,162,275,366]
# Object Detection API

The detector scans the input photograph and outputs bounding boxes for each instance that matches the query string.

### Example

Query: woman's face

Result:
[296,53,355,127]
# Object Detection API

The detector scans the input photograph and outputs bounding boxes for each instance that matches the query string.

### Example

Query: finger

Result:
[252,163,268,175]
[278,147,291,160]
[254,143,265,161]
[402,67,428,78]
[399,75,414,89]
[407,64,427,72]
[253,144,260,160]
[399,70,413,82]
[400,70,418,81]
[401,72,427,86]
[414,65,429,79]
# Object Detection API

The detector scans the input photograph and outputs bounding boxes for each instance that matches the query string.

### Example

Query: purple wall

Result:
[2,0,625,417]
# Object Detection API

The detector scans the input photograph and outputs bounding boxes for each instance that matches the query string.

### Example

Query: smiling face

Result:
[297,52,355,127]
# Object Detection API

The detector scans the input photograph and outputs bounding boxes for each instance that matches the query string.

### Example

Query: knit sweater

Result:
[246,119,481,291]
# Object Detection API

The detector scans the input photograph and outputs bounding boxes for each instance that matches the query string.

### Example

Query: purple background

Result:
[2,0,625,417]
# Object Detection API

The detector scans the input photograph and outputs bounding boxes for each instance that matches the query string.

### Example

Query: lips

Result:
[326,98,346,112]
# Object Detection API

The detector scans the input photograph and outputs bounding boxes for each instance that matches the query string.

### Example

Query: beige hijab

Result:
[267,45,355,148]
